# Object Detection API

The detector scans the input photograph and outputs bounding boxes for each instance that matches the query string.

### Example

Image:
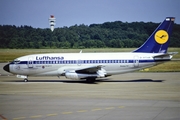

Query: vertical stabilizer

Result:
[133,17,175,53]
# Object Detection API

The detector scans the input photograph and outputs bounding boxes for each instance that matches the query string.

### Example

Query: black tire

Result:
[86,77,96,83]
[24,79,28,82]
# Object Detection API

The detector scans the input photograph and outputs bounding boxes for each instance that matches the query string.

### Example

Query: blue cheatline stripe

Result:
[10,59,161,65]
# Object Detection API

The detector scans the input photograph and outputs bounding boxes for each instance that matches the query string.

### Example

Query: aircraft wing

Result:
[63,65,107,80]
[75,65,103,74]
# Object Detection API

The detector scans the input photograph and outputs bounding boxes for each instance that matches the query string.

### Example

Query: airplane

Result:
[3,17,177,83]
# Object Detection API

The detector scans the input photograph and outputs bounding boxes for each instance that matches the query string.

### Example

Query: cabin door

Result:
[77,59,82,66]
[133,56,139,67]
[28,57,34,68]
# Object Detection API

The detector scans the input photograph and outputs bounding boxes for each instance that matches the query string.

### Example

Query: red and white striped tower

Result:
[49,15,56,32]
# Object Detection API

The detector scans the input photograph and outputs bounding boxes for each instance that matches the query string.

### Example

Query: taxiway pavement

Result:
[0,72,180,120]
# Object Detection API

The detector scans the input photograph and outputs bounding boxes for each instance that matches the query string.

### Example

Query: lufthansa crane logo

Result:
[154,30,169,44]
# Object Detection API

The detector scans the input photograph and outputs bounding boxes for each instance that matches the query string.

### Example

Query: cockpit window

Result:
[14,59,20,64]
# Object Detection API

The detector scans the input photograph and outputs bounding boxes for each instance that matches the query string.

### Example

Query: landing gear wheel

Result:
[24,78,28,82]
[86,78,96,83]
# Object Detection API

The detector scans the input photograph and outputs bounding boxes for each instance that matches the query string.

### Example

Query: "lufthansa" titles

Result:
[36,56,64,61]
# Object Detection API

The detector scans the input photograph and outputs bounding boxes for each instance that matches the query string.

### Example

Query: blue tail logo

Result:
[133,17,175,53]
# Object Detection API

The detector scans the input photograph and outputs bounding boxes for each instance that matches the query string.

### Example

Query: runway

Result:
[0,72,180,120]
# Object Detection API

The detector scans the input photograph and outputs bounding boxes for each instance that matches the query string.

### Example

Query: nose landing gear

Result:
[16,75,28,82]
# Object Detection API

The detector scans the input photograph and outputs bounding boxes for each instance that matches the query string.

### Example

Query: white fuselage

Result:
[9,52,170,78]
[3,17,175,81]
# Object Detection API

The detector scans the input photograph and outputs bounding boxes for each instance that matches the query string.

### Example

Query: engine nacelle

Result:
[65,72,98,80]
[65,72,79,80]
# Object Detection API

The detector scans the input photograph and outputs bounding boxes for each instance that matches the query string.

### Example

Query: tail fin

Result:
[133,17,175,53]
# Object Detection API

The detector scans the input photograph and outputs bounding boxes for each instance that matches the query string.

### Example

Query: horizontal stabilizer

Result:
[153,52,178,62]
[153,52,178,58]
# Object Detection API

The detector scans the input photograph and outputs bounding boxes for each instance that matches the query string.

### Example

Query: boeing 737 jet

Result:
[3,17,177,82]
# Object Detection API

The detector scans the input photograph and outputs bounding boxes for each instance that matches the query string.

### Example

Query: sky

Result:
[0,0,180,28]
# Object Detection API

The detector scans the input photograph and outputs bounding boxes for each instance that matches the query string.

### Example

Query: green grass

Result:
[141,61,180,72]
[0,48,180,72]
[166,48,180,59]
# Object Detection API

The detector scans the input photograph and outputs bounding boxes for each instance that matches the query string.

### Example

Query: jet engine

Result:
[65,72,98,80]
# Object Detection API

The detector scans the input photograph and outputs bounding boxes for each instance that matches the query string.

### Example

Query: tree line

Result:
[0,21,180,49]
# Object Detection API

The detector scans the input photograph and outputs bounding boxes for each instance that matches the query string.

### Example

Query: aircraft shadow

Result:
[9,79,164,84]
[9,80,97,84]
[96,79,164,83]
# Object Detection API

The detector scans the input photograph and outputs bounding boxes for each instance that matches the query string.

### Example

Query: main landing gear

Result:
[24,78,28,82]
[86,77,96,83]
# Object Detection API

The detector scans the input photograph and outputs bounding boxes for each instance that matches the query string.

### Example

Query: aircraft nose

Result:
[3,64,10,72]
